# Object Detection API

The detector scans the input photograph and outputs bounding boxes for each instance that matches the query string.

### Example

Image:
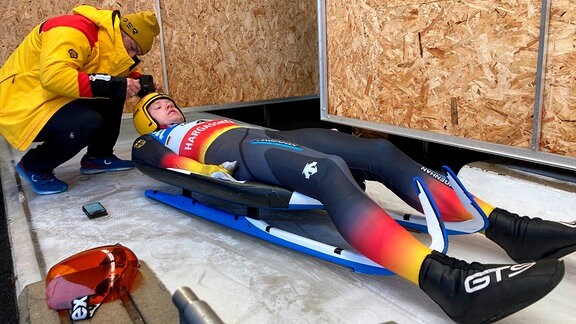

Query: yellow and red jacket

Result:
[0,5,140,150]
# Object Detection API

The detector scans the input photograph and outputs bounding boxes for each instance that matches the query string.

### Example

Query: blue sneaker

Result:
[80,154,135,175]
[16,161,68,195]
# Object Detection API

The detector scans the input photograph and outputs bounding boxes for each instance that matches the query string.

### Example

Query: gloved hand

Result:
[199,161,238,181]
[168,155,239,181]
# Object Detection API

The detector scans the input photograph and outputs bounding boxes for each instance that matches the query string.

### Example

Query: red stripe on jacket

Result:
[42,14,100,98]
[41,14,99,47]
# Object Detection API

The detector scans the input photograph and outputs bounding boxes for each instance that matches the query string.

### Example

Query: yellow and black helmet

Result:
[133,92,184,135]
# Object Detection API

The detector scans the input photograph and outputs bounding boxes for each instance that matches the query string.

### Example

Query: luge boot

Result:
[486,208,576,262]
[419,251,564,324]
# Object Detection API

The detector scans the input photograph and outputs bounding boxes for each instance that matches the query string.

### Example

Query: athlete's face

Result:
[148,98,185,126]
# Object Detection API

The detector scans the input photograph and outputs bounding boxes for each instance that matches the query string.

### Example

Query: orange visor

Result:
[45,244,139,320]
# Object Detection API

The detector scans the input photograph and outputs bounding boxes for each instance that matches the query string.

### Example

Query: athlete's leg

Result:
[273,128,482,221]
[208,128,430,282]
[275,128,576,263]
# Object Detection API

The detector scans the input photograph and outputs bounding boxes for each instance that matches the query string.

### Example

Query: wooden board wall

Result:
[161,0,319,106]
[1,0,318,111]
[542,0,576,156]
[326,0,576,157]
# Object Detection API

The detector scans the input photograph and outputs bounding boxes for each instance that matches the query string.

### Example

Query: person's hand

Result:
[210,171,238,182]
[154,81,164,93]
[126,78,142,99]
[218,161,237,173]
[201,161,238,181]
[206,161,237,175]
[210,161,239,181]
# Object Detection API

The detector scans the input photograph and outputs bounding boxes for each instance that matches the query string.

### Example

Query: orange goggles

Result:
[45,244,139,320]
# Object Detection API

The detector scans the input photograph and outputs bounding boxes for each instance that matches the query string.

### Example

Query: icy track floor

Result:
[2,112,575,323]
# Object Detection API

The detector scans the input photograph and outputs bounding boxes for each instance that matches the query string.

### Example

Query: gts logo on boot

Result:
[464,262,535,293]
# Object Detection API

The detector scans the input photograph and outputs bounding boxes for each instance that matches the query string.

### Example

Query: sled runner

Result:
[137,163,449,275]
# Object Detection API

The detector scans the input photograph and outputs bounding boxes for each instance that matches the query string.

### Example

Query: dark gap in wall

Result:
[0,176,19,323]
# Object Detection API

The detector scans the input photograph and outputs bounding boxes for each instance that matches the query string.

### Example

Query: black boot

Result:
[419,251,564,324]
[486,208,576,262]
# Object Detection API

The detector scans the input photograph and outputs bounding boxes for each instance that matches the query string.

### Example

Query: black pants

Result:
[22,97,125,172]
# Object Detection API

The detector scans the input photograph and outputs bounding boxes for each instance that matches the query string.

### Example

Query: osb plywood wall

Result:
[326,0,576,157]
[161,0,318,106]
[1,0,318,111]
[542,0,576,156]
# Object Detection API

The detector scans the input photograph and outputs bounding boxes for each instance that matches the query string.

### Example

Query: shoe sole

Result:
[513,244,576,263]
[479,260,565,324]
[80,167,134,175]
[16,164,68,195]
[547,245,576,261]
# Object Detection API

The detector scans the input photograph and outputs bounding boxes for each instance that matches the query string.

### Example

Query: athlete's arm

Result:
[131,134,235,177]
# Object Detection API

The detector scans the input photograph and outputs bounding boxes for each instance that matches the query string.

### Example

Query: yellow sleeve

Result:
[163,155,232,177]
[39,27,92,97]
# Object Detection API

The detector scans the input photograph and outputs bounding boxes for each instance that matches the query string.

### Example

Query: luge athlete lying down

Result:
[131,92,574,323]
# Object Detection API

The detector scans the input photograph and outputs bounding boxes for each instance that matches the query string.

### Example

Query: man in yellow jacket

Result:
[0,5,160,194]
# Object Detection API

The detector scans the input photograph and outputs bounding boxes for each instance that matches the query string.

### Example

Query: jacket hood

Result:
[72,5,118,36]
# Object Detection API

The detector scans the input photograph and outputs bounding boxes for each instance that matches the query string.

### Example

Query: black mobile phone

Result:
[137,75,154,97]
[82,202,108,219]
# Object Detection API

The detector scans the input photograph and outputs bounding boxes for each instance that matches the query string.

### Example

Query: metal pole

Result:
[317,0,329,120]
[154,0,170,94]
[531,0,551,151]
[172,287,224,324]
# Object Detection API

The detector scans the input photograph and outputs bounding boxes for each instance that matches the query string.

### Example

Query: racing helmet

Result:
[133,92,184,135]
